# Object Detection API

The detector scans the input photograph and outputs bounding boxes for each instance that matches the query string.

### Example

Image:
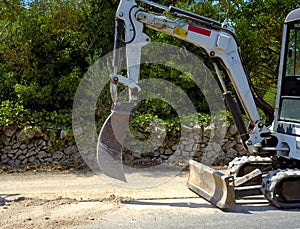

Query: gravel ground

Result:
[0,169,198,228]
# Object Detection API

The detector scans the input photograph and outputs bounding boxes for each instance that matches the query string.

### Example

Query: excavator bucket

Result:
[187,160,236,210]
[97,103,135,182]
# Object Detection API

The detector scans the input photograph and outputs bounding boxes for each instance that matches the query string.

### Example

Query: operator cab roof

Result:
[285,8,300,23]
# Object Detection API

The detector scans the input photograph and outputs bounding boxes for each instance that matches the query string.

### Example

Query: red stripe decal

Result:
[188,24,211,37]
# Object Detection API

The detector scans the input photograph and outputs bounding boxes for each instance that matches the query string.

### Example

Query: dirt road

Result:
[0,170,199,229]
[1,170,300,229]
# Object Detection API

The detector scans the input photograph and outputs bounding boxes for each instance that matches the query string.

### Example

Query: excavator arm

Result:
[97,0,270,197]
[105,0,271,155]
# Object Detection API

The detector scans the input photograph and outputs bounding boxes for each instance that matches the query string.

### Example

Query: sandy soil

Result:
[0,170,198,228]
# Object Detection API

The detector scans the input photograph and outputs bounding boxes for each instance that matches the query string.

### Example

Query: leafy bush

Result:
[0,100,73,151]
[0,0,119,111]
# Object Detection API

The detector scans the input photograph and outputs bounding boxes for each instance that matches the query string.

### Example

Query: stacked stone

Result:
[123,123,247,167]
[166,124,247,166]
[0,123,247,169]
[0,126,81,168]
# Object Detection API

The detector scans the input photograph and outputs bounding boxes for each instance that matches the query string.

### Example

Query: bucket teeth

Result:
[187,160,235,210]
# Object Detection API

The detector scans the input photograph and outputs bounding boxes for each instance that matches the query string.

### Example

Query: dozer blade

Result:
[97,103,135,182]
[187,160,235,210]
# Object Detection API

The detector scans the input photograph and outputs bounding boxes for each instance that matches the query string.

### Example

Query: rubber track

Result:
[261,168,300,208]
[227,156,272,177]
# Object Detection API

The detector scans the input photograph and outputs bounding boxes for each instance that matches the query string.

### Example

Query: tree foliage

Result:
[1,0,300,132]
[0,0,119,110]
[231,0,300,97]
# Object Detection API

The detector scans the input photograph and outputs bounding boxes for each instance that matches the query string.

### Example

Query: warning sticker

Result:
[174,26,188,38]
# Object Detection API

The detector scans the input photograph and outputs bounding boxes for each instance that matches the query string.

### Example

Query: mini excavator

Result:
[97,0,300,209]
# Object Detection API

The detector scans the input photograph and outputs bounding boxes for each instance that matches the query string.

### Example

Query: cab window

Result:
[286,23,300,77]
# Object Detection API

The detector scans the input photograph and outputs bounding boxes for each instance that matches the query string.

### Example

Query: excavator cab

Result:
[276,11,300,136]
[271,9,300,163]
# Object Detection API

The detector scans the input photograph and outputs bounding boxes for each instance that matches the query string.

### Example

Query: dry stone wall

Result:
[0,126,83,169]
[0,124,247,169]
[123,124,247,167]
